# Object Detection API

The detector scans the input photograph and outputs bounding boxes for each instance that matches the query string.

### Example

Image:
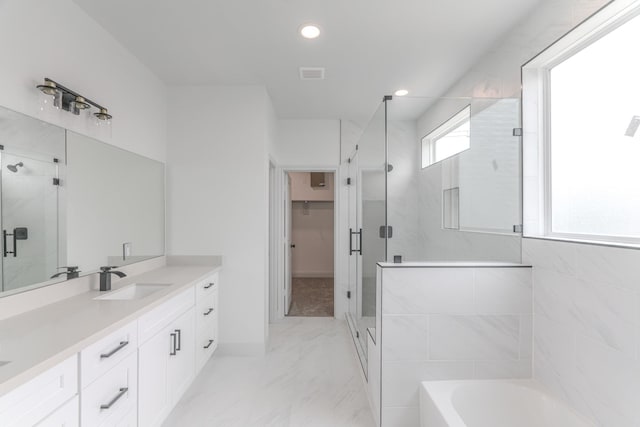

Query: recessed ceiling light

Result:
[394,89,409,97]
[300,24,321,39]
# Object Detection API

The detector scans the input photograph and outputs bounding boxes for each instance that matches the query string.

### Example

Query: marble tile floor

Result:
[163,317,375,427]
[288,277,334,317]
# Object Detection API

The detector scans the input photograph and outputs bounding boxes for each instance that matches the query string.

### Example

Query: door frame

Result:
[272,166,340,321]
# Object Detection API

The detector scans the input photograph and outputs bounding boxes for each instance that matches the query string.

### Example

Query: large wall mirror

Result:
[0,106,165,297]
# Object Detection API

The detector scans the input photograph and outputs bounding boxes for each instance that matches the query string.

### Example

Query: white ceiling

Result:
[73,0,540,123]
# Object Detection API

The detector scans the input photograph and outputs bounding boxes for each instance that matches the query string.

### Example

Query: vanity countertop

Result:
[0,262,221,397]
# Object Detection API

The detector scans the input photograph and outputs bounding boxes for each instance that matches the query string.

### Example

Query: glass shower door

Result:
[346,102,387,375]
[346,146,364,369]
[1,152,60,292]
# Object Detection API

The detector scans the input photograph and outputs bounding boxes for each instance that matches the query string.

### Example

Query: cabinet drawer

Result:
[35,395,79,427]
[196,294,216,331]
[196,290,216,314]
[138,286,195,344]
[196,332,217,373]
[80,321,137,389]
[195,273,218,301]
[81,352,137,427]
[0,355,78,427]
[196,311,216,340]
[112,406,136,427]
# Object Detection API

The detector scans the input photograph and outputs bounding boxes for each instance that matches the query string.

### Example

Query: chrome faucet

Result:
[99,266,127,292]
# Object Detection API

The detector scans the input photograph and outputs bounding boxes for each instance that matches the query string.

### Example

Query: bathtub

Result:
[420,380,594,427]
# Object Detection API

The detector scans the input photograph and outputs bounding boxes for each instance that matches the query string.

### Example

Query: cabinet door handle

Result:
[204,339,214,349]
[100,341,129,359]
[100,387,128,410]
[204,308,214,316]
[175,329,181,351]
[170,333,177,356]
[204,282,214,289]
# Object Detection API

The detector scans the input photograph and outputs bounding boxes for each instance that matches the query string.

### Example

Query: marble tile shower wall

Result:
[524,238,640,427]
[379,266,532,425]
[387,120,424,262]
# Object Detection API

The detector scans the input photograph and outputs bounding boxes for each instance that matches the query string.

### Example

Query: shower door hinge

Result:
[356,331,360,338]
[513,224,523,233]
[0,145,4,150]
[379,225,393,238]
[52,178,60,186]
[513,128,523,136]
[347,291,351,299]
[346,177,351,185]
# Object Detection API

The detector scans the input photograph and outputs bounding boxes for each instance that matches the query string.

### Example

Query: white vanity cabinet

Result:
[138,287,196,427]
[36,396,79,427]
[195,273,219,372]
[80,321,138,427]
[0,266,221,427]
[0,355,78,427]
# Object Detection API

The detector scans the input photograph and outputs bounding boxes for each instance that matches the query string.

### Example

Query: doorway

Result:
[285,171,335,317]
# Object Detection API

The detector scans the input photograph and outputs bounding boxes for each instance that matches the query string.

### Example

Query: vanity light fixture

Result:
[394,89,409,97]
[36,77,112,120]
[300,24,321,39]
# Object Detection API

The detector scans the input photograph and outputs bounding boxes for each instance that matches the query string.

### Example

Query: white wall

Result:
[0,0,167,162]
[167,85,273,355]
[273,120,340,167]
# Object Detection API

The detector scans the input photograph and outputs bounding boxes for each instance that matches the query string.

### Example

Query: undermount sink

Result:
[94,283,172,300]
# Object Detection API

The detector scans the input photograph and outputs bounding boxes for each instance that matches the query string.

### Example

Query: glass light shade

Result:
[37,90,60,122]
[94,112,112,140]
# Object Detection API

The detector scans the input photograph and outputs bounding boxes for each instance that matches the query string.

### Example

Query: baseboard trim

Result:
[216,342,266,356]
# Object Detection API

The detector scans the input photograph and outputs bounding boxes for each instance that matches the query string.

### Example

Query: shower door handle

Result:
[350,228,362,256]
[3,230,16,257]
[349,228,353,255]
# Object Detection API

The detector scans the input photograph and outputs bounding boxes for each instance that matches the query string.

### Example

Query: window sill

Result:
[522,234,640,251]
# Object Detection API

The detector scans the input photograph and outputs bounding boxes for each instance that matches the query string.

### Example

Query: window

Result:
[421,106,470,168]
[522,2,640,245]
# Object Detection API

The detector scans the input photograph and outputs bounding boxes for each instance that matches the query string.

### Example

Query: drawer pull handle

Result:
[204,282,214,289]
[100,387,128,410]
[170,332,177,356]
[204,308,214,316]
[100,341,129,359]
[204,339,214,349]
[175,329,182,351]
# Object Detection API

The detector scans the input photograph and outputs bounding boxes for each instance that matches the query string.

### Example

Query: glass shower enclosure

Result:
[0,108,66,294]
[345,96,523,374]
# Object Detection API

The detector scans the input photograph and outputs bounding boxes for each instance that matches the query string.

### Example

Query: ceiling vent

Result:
[299,67,325,80]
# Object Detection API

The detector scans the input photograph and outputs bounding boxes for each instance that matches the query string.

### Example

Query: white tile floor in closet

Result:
[163,318,375,427]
